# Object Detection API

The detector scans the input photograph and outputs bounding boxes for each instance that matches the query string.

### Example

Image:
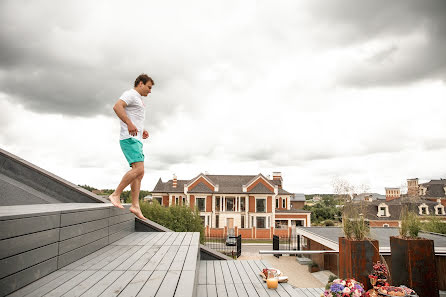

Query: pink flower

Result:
[353,290,362,297]
[342,287,351,294]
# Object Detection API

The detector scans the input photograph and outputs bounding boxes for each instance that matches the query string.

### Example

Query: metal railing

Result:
[205,235,241,259]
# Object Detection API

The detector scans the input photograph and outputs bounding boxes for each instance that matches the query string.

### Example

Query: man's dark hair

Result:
[134,74,155,87]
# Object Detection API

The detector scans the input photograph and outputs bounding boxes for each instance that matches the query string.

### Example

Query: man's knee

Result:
[132,163,144,179]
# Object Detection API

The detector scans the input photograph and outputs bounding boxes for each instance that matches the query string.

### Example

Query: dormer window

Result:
[282,198,286,209]
[377,203,390,217]
[418,203,429,215]
[435,204,445,215]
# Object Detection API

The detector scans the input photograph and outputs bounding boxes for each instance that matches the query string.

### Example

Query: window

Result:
[241,216,245,228]
[383,224,389,227]
[256,199,266,213]
[256,217,266,228]
[380,207,387,216]
[175,197,179,205]
[182,197,186,205]
[216,196,221,211]
[197,198,206,211]
[240,197,246,212]
[282,198,286,209]
[419,203,429,215]
[154,197,162,204]
[435,205,445,215]
[276,198,279,208]
[226,197,235,211]
[200,216,205,226]
[251,216,254,228]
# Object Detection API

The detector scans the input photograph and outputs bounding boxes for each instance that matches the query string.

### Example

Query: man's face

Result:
[140,81,153,96]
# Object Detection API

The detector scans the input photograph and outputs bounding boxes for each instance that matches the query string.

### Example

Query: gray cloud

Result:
[304,0,446,86]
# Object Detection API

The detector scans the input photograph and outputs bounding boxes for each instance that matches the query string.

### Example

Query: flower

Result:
[343,287,351,294]
[324,278,365,296]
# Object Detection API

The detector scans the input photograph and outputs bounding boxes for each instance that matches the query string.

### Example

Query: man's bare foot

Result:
[109,193,124,209]
[129,206,147,220]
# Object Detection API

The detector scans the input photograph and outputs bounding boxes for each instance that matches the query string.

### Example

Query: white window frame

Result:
[196,197,206,212]
[418,203,429,215]
[435,204,445,215]
[255,197,267,213]
[383,224,390,227]
[256,216,266,229]
[377,203,390,218]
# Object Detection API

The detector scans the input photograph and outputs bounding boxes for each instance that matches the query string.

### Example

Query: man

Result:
[109,74,154,220]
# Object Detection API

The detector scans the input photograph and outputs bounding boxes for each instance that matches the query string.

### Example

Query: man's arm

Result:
[113,99,138,136]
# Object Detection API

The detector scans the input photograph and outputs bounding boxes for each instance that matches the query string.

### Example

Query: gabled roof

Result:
[362,198,441,220]
[151,173,292,195]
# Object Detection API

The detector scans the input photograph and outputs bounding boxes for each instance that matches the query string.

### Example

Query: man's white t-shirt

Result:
[119,89,146,142]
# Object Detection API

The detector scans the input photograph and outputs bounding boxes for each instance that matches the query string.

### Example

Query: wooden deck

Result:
[196,259,324,297]
[7,231,200,297]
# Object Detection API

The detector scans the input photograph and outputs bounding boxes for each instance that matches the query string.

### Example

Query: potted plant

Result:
[307,261,319,273]
[390,206,439,297]
[338,203,379,291]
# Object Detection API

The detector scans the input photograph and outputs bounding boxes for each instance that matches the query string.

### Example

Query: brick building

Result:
[151,172,311,239]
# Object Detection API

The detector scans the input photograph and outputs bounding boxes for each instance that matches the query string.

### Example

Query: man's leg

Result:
[129,176,147,220]
[109,161,145,209]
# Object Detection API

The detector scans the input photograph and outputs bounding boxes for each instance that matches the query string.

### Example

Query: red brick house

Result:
[151,172,311,239]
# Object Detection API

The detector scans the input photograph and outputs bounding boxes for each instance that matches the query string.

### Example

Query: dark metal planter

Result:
[339,237,380,291]
[390,236,439,297]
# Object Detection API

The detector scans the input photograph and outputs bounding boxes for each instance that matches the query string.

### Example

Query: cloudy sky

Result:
[1,0,446,194]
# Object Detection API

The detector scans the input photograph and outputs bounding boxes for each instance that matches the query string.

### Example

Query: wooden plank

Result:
[182,245,199,271]
[58,236,110,269]
[234,261,251,284]
[109,226,133,243]
[293,288,309,297]
[307,288,322,297]
[74,245,125,270]
[295,288,313,297]
[234,283,249,297]
[130,232,154,245]
[227,261,243,284]
[207,284,218,297]
[181,232,193,246]
[220,261,233,284]
[115,244,154,270]
[0,228,59,259]
[196,285,207,297]
[170,245,189,271]
[0,242,58,279]
[60,270,109,297]
[156,245,180,270]
[101,245,140,270]
[88,246,134,270]
[213,260,225,285]
[23,269,84,297]
[198,260,207,285]
[80,270,124,296]
[59,227,108,254]
[155,270,181,297]
[7,269,70,297]
[139,232,162,245]
[60,218,108,241]
[206,260,216,285]
[60,244,114,270]
[163,232,180,246]
[111,232,139,245]
[0,214,60,240]
[60,208,109,227]
[243,283,260,297]
[97,270,138,296]
[240,261,262,284]
[142,245,170,270]
[280,283,301,297]
[118,270,153,297]
[0,257,58,297]
[109,220,134,235]
[42,270,96,297]
[252,283,271,297]
[136,270,167,297]
[108,212,134,226]
[216,284,228,297]
[130,246,160,271]
[172,232,186,245]
[225,284,238,297]
[174,269,196,297]
[191,232,200,245]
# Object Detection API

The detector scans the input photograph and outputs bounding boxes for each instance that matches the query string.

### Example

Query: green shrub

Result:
[422,216,446,234]
[399,207,421,238]
[140,200,205,243]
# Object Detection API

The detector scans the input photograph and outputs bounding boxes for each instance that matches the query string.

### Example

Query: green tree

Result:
[140,200,205,243]
[422,216,446,235]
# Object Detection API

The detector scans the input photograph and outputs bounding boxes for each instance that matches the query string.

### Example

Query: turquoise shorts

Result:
[120,138,144,167]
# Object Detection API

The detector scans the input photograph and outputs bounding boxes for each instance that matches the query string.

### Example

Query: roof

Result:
[275,209,311,214]
[291,193,306,201]
[152,174,293,195]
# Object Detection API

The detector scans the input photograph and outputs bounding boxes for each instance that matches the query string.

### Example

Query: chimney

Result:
[385,187,400,201]
[272,172,283,189]
[173,174,177,188]
[407,178,419,196]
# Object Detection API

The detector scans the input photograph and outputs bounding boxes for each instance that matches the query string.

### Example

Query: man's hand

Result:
[143,130,149,139]
[127,122,138,136]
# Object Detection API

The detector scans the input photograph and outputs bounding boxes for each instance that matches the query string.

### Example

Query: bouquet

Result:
[322,278,366,297]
